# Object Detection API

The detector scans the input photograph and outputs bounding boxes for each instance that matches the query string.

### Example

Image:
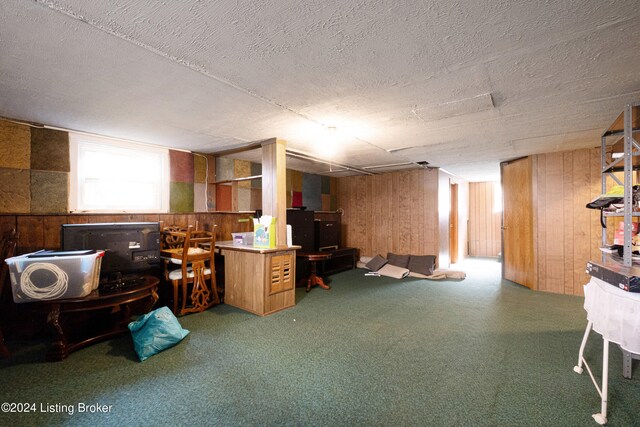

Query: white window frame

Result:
[69,133,169,213]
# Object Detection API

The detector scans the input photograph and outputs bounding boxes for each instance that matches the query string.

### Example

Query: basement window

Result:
[69,134,169,212]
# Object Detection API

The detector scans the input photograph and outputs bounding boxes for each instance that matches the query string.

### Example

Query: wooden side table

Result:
[297,252,332,292]
[36,275,159,361]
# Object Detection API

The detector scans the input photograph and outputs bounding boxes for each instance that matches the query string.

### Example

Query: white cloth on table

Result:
[584,277,640,354]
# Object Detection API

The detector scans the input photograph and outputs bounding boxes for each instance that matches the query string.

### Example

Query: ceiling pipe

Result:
[285,149,375,176]
[362,162,415,170]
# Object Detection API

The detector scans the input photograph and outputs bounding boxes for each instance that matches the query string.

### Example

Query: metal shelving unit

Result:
[576,102,640,425]
[599,101,640,266]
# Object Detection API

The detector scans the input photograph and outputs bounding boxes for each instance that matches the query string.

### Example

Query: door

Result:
[501,157,536,289]
[449,183,459,264]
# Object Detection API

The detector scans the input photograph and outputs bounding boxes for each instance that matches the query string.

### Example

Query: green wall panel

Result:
[31,128,70,172]
[170,182,194,213]
[216,157,235,181]
[251,162,262,189]
[321,175,331,194]
[31,171,68,213]
[302,173,322,211]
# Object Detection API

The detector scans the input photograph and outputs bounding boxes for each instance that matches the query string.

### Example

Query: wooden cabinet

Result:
[219,243,297,316]
[286,209,315,251]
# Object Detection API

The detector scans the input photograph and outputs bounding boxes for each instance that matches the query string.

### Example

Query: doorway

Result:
[450,182,459,264]
[501,157,535,289]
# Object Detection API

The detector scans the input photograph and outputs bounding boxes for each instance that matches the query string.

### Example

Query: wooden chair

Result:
[0,229,18,358]
[162,225,219,316]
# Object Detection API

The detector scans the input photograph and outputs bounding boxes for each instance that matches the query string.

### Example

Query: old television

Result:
[61,222,161,285]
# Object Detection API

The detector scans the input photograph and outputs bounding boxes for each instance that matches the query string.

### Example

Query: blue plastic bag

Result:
[128,306,190,362]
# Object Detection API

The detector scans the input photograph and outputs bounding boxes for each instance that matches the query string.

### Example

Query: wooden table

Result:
[37,276,159,361]
[297,252,332,292]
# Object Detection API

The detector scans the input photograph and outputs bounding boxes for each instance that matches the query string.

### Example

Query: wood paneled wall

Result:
[469,182,502,257]
[532,147,603,296]
[336,169,439,261]
[0,212,254,255]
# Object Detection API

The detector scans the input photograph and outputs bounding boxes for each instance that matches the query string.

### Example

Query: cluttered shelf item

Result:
[35,275,159,361]
[161,225,219,316]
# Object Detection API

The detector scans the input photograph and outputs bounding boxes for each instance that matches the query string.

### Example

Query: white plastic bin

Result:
[5,250,104,303]
[231,232,254,246]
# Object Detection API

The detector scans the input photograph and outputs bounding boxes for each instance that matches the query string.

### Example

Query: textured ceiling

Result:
[1,0,639,181]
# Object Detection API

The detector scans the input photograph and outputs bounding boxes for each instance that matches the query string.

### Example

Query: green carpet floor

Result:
[1,258,639,426]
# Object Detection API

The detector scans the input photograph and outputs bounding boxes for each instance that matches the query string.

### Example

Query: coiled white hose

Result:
[19,262,68,300]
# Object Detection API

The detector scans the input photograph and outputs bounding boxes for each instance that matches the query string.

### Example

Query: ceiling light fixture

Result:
[321,126,340,159]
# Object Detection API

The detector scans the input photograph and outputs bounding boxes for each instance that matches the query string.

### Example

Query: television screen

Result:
[61,222,161,282]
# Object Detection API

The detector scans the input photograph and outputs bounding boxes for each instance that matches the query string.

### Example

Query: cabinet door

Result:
[268,252,294,295]
[501,157,536,289]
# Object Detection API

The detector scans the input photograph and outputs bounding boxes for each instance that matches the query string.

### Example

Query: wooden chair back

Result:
[160,222,198,250]
[164,225,218,315]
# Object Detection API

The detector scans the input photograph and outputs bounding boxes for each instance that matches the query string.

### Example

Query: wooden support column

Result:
[261,138,287,246]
